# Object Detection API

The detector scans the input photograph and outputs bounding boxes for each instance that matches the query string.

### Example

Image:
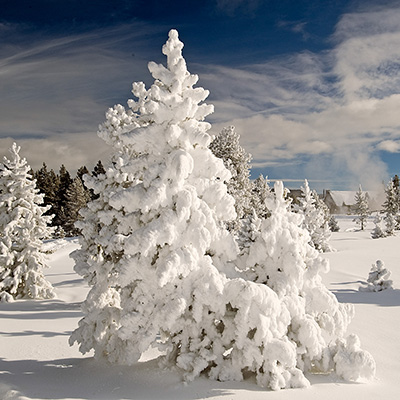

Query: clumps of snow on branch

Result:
[209,125,254,231]
[70,29,375,390]
[236,181,375,385]
[359,260,393,292]
[0,143,55,302]
[295,179,333,252]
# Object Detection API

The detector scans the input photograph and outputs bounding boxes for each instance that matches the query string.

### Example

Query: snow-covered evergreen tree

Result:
[295,179,332,252]
[359,260,393,292]
[69,30,375,391]
[69,29,237,366]
[328,215,340,232]
[0,143,55,302]
[353,185,369,230]
[33,163,60,223]
[209,125,253,230]
[382,180,398,236]
[233,181,375,388]
[251,174,271,219]
[63,177,91,236]
[371,214,385,239]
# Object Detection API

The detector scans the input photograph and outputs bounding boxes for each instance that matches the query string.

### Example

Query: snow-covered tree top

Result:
[99,29,214,156]
[1,143,29,176]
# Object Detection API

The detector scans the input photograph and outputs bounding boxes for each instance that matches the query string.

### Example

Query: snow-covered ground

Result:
[1,216,399,400]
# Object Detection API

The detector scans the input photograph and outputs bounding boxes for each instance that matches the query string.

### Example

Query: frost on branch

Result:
[209,125,254,232]
[0,143,55,302]
[69,29,375,390]
[359,260,393,292]
[295,179,333,252]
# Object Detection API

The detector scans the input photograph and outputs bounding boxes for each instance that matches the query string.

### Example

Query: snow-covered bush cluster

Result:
[0,143,55,302]
[69,30,375,390]
[359,260,393,292]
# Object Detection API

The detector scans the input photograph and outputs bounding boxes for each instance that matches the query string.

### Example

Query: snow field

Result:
[1,216,400,399]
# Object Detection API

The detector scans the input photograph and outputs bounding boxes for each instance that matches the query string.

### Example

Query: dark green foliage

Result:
[92,160,106,177]
[32,161,102,237]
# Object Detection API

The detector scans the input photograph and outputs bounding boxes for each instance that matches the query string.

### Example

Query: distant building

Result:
[322,190,385,214]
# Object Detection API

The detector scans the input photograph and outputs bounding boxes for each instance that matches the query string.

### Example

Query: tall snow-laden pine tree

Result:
[353,185,369,230]
[209,125,253,230]
[0,143,55,302]
[69,29,237,365]
[295,179,332,252]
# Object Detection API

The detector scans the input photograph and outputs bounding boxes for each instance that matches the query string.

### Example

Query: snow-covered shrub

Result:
[359,260,393,292]
[0,143,55,302]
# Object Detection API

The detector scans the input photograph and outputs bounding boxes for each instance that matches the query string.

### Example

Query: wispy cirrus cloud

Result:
[0,22,165,171]
[2,5,400,192]
[199,6,400,190]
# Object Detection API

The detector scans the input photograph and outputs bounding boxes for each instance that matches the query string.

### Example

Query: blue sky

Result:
[2,0,400,191]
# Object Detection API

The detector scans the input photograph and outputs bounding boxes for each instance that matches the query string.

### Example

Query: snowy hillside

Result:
[0,216,399,400]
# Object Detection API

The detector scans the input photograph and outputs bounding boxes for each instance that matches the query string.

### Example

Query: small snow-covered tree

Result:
[0,143,55,302]
[69,29,237,366]
[209,125,253,230]
[329,215,340,232]
[295,179,332,252]
[382,180,398,236]
[353,185,369,230]
[371,214,385,239]
[359,260,393,292]
[252,174,271,219]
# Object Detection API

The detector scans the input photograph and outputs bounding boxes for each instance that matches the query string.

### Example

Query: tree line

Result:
[31,160,106,237]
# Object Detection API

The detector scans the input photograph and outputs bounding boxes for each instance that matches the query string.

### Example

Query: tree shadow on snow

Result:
[0,299,82,313]
[0,329,71,338]
[332,284,400,307]
[0,356,273,400]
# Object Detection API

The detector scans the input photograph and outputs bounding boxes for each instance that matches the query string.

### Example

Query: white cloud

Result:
[203,6,400,189]
[0,22,161,173]
[0,133,111,174]
[377,140,400,152]
[2,8,400,189]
